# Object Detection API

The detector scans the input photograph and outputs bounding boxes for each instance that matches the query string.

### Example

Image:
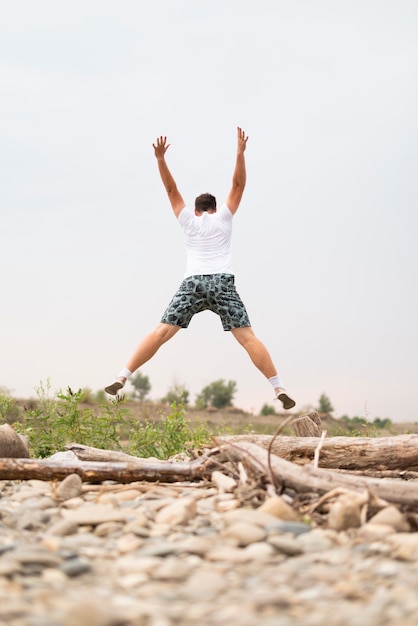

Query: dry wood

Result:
[0,455,211,483]
[292,412,322,437]
[65,443,150,464]
[222,441,418,506]
[219,434,418,471]
[0,424,30,458]
[313,430,327,468]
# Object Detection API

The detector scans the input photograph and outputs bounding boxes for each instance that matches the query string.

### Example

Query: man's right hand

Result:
[153,135,185,217]
[153,136,170,159]
[237,127,248,154]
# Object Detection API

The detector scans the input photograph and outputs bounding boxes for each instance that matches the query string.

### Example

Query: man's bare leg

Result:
[105,323,181,395]
[230,326,295,409]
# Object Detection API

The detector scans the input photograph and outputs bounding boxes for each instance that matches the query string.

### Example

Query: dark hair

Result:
[195,193,217,212]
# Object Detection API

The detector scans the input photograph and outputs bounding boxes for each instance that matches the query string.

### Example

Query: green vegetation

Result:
[15,382,126,458]
[0,389,24,423]
[13,382,223,460]
[195,379,236,409]
[161,383,190,406]
[260,403,276,416]
[4,381,414,461]
[127,401,212,458]
[129,372,151,401]
[317,393,334,414]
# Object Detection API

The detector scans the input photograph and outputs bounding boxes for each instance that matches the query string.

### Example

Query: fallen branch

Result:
[222,441,418,506]
[65,443,151,464]
[0,455,212,483]
[313,431,327,469]
[219,434,418,471]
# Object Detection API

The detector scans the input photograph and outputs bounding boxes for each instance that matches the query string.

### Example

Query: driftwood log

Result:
[64,443,157,464]
[223,441,418,506]
[292,412,322,437]
[0,424,30,458]
[0,454,212,483]
[219,434,418,471]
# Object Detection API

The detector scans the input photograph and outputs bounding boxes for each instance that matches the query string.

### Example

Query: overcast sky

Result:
[1,0,417,422]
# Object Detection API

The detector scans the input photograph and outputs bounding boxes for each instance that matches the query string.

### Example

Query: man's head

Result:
[195,193,217,215]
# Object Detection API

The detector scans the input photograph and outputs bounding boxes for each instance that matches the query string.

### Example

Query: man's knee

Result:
[154,323,180,343]
[231,326,255,347]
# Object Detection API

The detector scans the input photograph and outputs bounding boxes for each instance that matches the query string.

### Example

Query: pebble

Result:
[0,474,418,626]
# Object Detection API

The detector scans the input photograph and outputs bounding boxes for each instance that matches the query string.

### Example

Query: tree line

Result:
[126,372,237,410]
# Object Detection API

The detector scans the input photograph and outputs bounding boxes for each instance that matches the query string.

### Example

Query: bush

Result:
[128,402,212,459]
[161,383,190,406]
[15,383,126,458]
[260,404,276,416]
[14,382,215,460]
[0,390,24,424]
[195,379,236,409]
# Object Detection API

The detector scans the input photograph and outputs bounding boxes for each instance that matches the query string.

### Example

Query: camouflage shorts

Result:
[160,274,251,331]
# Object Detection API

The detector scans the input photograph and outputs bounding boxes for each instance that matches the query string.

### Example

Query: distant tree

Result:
[349,416,367,424]
[81,387,95,404]
[317,393,334,414]
[260,403,276,416]
[195,379,237,410]
[130,372,151,401]
[0,390,23,424]
[95,390,106,403]
[373,417,392,429]
[161,383,190,406]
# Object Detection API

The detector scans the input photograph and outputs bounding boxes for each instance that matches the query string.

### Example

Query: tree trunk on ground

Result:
[0,455,211,483]
[218,434,418,471]
[65,443,150,464]
[292,412,323,437]
[222,441,418,506]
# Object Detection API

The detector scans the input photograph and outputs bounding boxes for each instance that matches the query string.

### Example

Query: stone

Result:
[62,503,128,525]
[215,498,241,512]
[258,496,299,521]
[0,423,30,457]
[46,519,79,537]
[357,523,395,542]
[13,547,63,568]
[0,556,21,576]
[115,533,144,554]
[155,498,197,526]
[327,498,362,531]
[296,529,335,553]
[386,533,418,561]
[268,535,305,556]
[60,556,92,577]
[152,556,194,580]
[243,541,277,560]
[222,521,266,546]
[182,570,226,601]
[211,470,237,493]
[220,507,282,529]
[206,546,252,563]
[369,506,410,532]
[56,474,83,501]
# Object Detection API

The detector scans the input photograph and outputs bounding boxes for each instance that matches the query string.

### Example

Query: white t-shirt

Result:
[177,203,234,278]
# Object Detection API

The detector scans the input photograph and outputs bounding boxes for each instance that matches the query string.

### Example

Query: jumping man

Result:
[105,128,296,410]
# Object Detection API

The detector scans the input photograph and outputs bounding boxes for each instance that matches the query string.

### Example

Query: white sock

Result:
[118,368,132,380]
[268,375,286,392]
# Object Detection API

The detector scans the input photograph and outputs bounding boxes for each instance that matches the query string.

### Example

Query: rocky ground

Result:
[1,468,418,626]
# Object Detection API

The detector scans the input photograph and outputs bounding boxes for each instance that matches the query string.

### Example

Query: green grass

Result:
[13,382,227,460]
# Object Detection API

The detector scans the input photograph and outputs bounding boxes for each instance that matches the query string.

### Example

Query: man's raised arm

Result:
[226,127,249,215]
[153,136,185,217]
